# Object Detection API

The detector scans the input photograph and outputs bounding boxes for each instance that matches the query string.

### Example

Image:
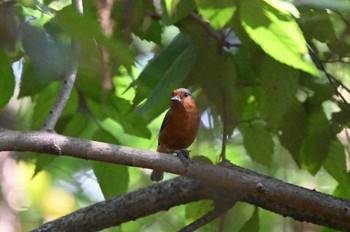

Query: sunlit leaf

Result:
[196,0,236,29]
[240,0,319,75]
[162,0,196,25]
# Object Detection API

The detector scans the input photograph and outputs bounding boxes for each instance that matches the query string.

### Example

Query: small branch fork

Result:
[0,129,349,231]
[307,44,350,108]
[189,13,242,49]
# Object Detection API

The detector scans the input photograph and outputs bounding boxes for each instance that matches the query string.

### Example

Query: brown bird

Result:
[151,88,200,182]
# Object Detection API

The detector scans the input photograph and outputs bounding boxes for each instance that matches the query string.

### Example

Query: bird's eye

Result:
[183,92,191,98]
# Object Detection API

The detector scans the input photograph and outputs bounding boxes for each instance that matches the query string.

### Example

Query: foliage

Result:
[0,0,350,231]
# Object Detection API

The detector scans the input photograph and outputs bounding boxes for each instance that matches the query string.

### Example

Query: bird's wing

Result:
[158,110,171,138]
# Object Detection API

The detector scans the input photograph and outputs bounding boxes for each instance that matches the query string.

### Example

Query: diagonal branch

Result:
[179,200,237,232]
[41,0,82,131]
[307,44,350,108]
[189,12,242,49]
[32,177,206,232]
[0,129,349,231]
[40,41,80,131]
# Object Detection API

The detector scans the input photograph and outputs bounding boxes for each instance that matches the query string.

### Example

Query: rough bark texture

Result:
[32,177,205,232]
[0,129,349,231]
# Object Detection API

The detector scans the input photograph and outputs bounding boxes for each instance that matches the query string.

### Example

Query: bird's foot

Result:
[173,149,191,167]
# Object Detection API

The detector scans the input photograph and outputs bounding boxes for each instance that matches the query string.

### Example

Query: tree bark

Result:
[0,129,349,231]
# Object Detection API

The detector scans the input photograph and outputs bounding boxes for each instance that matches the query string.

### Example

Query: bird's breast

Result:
[158,108,200,152]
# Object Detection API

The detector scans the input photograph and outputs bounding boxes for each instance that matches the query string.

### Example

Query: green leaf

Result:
[324,140,349,185]
[259,57,299,132]
[239,121,274,167]
[30,82,60,130]
[62,112,90,137]
[294,0,350,13]
[134,34,198,122]
[278,100,307,161]
[96,93,151,138]
[33,154,56,177]
[299,107,331,174]
[298,9,337,43]
[92,129,129,199]
[240,0,319,76]
[19,22,72,97]
[239,207,259,232]
[0,49,15,111]
[30,82,78,130]
[299,73,334,105]
[55,6,132,68]
[185,200,213,223]
[18,61,42,98]
[134,19,162,44]
[162,0,196,25]
[333,184,350,199]
[126,1,162,44]
[280,99,331,175]
[132,34,193,107]
[195,0,236,29]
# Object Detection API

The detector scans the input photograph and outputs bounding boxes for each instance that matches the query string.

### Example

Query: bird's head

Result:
[170,88,196,110]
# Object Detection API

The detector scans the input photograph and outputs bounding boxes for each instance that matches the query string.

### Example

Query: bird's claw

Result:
[173,149,191,167]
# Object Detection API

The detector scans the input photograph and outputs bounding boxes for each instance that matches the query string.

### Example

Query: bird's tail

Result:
[150,170,164,182]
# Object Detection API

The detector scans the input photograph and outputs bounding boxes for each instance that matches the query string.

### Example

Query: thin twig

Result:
[307,44,350,108]
[189,12,242,49]
[179,201,236,232]
[220,89,228,161]
[328,74,350,96]
[321,58,350,65]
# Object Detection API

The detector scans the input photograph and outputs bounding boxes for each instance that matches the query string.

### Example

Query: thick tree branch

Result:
[33,177,206,232]
[0,129,350,230]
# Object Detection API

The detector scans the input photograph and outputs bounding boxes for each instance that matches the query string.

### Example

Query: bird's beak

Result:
[171,96,181,102]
